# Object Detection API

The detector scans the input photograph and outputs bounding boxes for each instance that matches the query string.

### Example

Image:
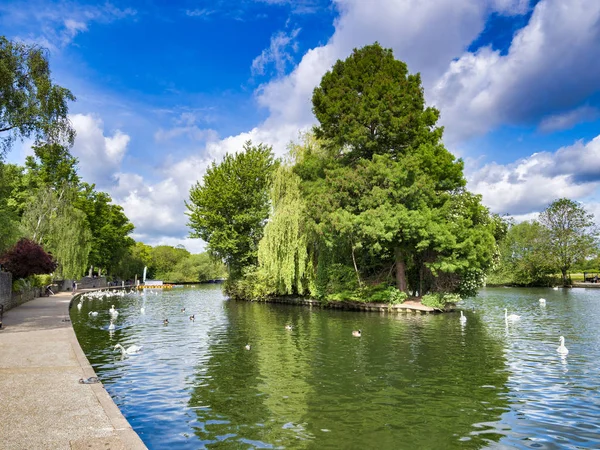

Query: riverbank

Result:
[0,291,146,450]
[244,296,456,313]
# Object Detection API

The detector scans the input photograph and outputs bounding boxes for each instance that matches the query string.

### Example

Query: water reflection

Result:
[71,286,600,449]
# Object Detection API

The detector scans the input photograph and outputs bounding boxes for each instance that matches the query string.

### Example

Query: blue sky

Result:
[2,0,600,252]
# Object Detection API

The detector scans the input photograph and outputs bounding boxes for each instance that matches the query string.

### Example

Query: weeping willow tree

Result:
[257,165,312,295]
[21,184,91,279]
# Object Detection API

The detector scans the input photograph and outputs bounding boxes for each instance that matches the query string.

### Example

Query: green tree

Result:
[312,42,442,163]
[187,141,276,277]
[0,36,75,155]
[539,198,598,285]
[150,245,190,280]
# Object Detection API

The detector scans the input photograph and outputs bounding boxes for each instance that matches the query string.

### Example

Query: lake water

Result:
[71,286,600,449]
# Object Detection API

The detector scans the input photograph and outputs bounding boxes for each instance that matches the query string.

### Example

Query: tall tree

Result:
[186,141,276,277]
[312,42,442,163]
[0,36,75,155]
[539,198,598,285]
[0,238,57,279]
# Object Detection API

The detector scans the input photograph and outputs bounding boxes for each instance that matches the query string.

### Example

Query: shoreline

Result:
[235,296,456,313]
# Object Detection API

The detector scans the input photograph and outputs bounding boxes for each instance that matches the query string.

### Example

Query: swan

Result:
[539,298,546,305]
[553,286,559,290]
[285,324,293,330]
[109,305,118,317]
[114,343,142,356]
[140,307,145,314]
[88,311,98,317]
[352,330,362,337]
[504,308,520,321]
[244,344,251,350]
[108,320,115,331]
[460,311,467,324]
[77,302,82,310]
[557,336,569,355]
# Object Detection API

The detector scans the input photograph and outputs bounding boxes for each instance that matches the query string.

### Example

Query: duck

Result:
[539,298,546,305]
[557,336,569,355]
[189,315,195,322]
[285,324,293,330]
[460,311,467,324]
[88,311,98,317]
[114,343,142,356]
[504,308,520,321]
[181,307,186,313]
[352,330,362,337]
[163,318,169,326]
[108,320,115,331]
[244,344,251,351]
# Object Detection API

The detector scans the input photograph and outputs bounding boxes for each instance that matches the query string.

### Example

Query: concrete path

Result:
[0,292,146,450]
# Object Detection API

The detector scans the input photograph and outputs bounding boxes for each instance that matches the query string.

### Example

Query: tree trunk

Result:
[395,247,407,292]
[561,268,567,286]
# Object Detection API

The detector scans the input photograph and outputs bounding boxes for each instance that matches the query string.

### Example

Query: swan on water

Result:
[245,344,251,350]
[460,311,467,324]
[539,298,546,305]
[352,330,362,337]
[504,308,520,321]
[114,343,142,355]
[109,305,118,316]
[77,302,82,310]
[553,286,559,290]
[285,324,293,330]
[108,320,115,331]
[88,311,98,317]
[140,307,145,314]
[557,336,569,355]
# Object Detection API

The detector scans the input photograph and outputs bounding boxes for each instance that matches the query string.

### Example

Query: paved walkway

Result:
[0,291,146,450]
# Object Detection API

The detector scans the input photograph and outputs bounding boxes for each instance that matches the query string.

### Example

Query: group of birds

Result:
[459,298,569,356]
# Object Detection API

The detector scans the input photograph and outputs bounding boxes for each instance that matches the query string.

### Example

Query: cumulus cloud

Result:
[432,0,600,143]
[70,114,130,189]
[468,135,600,215]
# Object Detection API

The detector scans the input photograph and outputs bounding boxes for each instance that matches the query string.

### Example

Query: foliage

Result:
[539,198,598,285]
[150,245,190,280]
[162,252,226,283]
[0,237,57,279]
[421,293,460,310]
[258,165,310,295]
[0,36,75,155]
[0,163,21,252]
[187,141,276,278]
[224,265,274,301]
[312,42,443,163]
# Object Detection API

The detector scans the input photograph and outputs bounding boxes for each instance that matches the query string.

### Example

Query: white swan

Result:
[77,302,82,310]
[460,311,467,324]
[557,336,569,355]
[244,344,251,351]
[114,343,142,356]
[553,286,559,290]
[88,311,98,317]
[140,307,145,314]
[539,298,546,305]
[504,308,520,321]
[108,320,115,331]
[109,305,118,317]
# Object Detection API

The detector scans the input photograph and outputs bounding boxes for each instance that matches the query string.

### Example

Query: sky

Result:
[3,0,600,253]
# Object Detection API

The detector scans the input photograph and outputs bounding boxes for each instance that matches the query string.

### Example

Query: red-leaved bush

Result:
[0,238,57,279]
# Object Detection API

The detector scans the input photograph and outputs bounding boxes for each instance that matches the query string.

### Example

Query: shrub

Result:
[421,292,461,310]
[0,238,57,279]
[224,266,274,301]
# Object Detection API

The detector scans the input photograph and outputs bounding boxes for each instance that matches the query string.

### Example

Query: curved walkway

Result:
[0,291,146,450]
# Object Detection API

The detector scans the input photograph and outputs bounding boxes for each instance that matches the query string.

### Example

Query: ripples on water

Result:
[70,286,600,449]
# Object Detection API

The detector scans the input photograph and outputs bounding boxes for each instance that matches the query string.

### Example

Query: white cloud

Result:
[70,114,130,189]
[185,8,215,18]
[469,135,600,215]
[252,28,301,77]
[432,0,600,143]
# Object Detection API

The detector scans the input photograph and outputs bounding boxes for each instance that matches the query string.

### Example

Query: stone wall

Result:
[0,272,43,314]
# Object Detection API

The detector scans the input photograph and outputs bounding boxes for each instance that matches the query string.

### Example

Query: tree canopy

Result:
[187,141,276,278]
[0,238,57,279]
[0,36,75,155]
